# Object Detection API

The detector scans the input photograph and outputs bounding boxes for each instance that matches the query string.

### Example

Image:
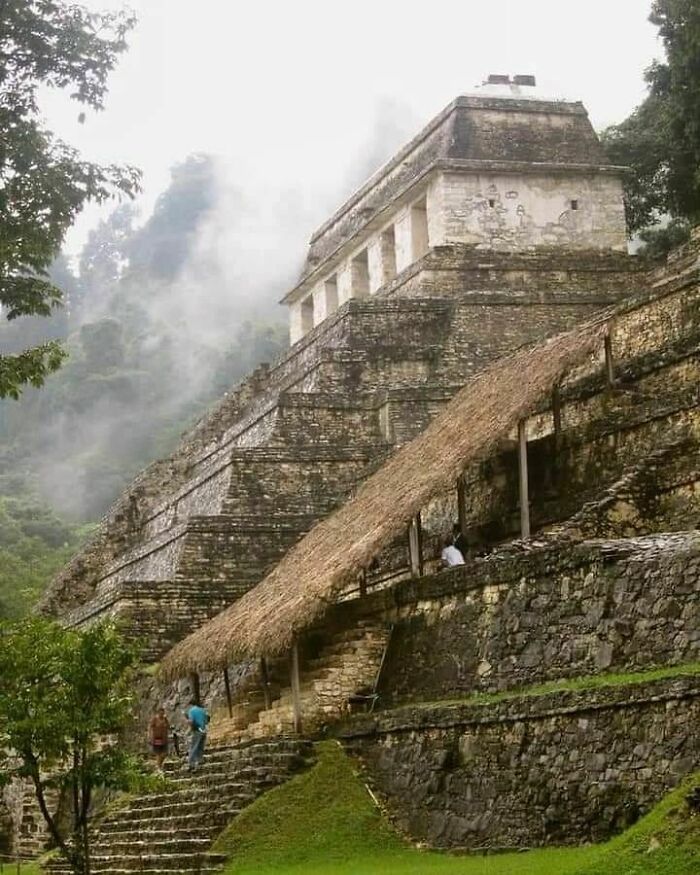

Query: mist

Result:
[0,99,418,521]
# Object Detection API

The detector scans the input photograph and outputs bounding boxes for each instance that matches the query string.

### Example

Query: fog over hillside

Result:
[0,99,417,521]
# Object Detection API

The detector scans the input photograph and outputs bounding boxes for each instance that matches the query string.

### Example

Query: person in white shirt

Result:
[441,536,465,567]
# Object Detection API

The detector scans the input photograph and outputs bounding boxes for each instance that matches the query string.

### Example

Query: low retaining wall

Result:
[340,675,700,850]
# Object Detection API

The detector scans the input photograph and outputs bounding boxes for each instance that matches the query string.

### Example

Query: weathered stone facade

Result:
[285,86,628,343]
[340,676,700,850]
[367,532,700,706]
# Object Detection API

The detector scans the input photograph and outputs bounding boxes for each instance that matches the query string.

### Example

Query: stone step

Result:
[97,811,233,836]
[164,748,306,780]
[68,738,315,872]
[106,793,255,823]
[47,851,228,872]
[48,868,223,875]
[93,837,216,856]
[169,736,310,761]
[121,780,252,808]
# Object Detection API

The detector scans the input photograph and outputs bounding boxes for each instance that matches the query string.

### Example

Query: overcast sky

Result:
[44,0,661,254]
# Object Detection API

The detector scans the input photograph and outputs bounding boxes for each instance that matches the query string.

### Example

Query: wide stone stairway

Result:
[209,619,393,746]
[45,738,313,874]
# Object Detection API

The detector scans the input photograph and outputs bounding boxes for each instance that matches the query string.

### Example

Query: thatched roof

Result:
[161,319,606,680]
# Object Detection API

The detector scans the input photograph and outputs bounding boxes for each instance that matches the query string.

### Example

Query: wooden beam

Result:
[190,672,201,706]
[260,657,272,710]
[223,668,233,718]
[552,384,562,451]
[290,641,302,735]
[407,513,423,576]
[457,477,468,537]
[359,569,368,597]
[604,332,615,387]
[518,419,531,539]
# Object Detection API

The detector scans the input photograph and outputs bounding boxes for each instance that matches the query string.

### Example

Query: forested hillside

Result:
[0,153,289,617]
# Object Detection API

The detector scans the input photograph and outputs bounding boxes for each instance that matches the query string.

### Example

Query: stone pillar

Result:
[368,238,384,294]
[394,208,412,273]
[289,301,304,345]
[337,261,353,304]
[312,282,328,324]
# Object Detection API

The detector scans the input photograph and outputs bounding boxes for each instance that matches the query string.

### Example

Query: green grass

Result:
[215,741,700,875]
[571,771,700,875]
[0,863,43,875]
[395,661,700,713]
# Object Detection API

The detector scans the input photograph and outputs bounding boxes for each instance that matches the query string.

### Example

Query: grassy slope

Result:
[400,662,700,712]
[571,771,700,875]
[215,741,700,875]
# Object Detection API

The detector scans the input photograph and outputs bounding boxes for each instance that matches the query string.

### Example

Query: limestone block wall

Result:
[341,676,700,849]
[455,375,699,548]
[386,246,642,301]
[42,239,694,632]
[221,449,372,519]
[370,532,699,706]
[435,171,627,252]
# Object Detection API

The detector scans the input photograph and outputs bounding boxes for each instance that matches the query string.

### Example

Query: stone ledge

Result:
[338,673,700,738]
[333,530,700,623]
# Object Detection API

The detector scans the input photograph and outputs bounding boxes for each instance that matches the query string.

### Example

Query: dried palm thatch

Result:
[161,319,607,680]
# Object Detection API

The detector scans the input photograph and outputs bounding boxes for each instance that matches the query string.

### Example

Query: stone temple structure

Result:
[8,77,698,870]
[285,75,628,344]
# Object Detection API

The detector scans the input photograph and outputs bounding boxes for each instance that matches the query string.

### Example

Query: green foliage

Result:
[636,217,692,260]
[601,0,700,237]
[0,494,88,618]
[0,0,140,399]
[215,741,700,875]
[0,620,149,874]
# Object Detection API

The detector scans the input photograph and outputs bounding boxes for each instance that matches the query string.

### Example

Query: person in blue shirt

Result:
[185,699,210,770]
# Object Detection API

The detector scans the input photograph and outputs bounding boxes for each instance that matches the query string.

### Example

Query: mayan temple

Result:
[12,77,700,870]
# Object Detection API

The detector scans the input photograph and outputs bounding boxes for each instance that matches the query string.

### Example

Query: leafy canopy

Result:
[0,619,149,873]
[0,1,140,399]
[601,0,700,243]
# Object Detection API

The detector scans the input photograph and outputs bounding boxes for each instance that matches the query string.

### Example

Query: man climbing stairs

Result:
[44,737,313,874]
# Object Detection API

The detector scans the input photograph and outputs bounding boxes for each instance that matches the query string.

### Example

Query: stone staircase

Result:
[17,787,60,859]
[44,737,313,874]
[209,620,393,746]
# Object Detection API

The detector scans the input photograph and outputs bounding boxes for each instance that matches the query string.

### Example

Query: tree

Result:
[0,619,150,874]
[601,1,700,246]
[0,1,141,400]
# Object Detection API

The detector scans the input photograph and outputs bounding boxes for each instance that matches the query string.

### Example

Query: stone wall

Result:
[351,532,700,706]
[437,171,626,252]
[386,245,641,300]
[341,675,700,849]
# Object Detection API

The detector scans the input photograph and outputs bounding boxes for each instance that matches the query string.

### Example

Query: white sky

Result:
[43,0,661,254]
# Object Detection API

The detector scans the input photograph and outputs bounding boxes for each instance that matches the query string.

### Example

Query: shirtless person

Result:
[148,707,170,770]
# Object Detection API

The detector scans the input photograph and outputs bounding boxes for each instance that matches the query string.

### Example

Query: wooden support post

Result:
[518,419,531,539]
[223,668,233,718]
[552,385,562,451]
[359,569,368,597]
[457,476,468,538]
[190,672,201,706]
[407,513,423,577]
[260,657,272,710]
[604,332,615,387]
[290,641,302,735]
